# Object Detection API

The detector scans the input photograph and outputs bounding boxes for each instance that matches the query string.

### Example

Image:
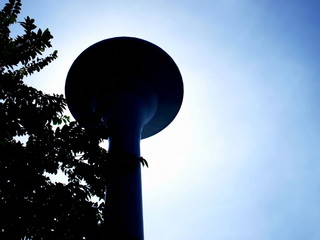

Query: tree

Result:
[0,1,109,239]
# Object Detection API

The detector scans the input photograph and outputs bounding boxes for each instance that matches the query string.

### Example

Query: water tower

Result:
[65,37,183,239]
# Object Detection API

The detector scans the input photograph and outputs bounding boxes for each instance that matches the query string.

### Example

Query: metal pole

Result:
[103,93,148,240]
[65,37,183,240]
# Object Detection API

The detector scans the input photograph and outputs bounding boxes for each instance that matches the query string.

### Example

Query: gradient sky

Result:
[5,0,320,239]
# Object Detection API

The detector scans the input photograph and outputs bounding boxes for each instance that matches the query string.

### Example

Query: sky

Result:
[4,0,320,239]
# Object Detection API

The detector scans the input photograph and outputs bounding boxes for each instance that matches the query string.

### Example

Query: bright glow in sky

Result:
[6,0,320,239]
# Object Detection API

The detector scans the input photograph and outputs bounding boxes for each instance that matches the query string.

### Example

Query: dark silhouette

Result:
[0,1,108,239]
[1,1,183,239]
[65,37,183,240]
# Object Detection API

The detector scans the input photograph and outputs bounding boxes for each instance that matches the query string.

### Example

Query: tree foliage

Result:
[0,1,109,239]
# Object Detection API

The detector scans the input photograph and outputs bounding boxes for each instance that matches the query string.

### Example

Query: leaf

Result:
[0,1,105,238]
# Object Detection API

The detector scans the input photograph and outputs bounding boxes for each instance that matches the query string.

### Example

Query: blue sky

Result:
[5,0,320,239]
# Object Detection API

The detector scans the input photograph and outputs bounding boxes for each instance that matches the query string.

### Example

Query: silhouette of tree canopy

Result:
[0,1,109,239]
